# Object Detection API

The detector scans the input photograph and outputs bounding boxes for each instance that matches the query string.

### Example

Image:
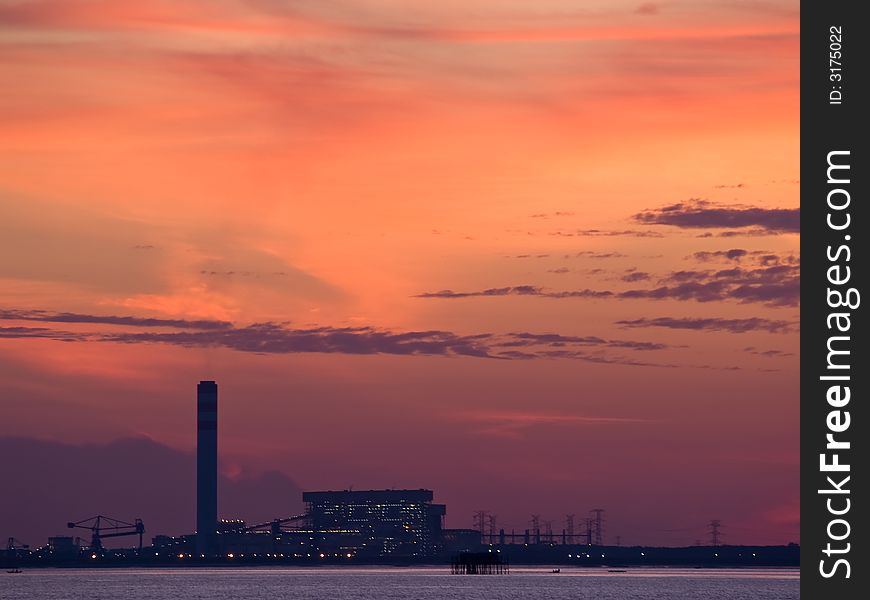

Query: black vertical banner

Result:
[802,2,868,598]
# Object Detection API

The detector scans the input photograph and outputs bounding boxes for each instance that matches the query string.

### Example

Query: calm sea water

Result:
[1,567,799,599]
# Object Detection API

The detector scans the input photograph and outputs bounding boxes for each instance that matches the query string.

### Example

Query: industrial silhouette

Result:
[0,381,798,568]
[196,380,218,556]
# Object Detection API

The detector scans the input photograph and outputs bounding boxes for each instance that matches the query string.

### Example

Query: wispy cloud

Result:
[622,271,651,282]
[634,199,799,233]
[0,308,232,330]
[615,317,797,334]
[501,332,667,351]
[691,249,799,266]
[0,309,679,364]
[649,265,800,305]
[415,286,613,300]
[199,270,292,278]
[744,346,794,358]
[458,410,651,437]
[530,211,575,218]
[416,264,800,306]
[567,251,629,259]
[549,229,664,238]
[0,326,88,341]
[104,324,498,358]
[697,229,784,238]
[692,249,751,262]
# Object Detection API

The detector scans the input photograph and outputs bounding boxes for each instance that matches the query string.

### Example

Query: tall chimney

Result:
[196,380,218,556]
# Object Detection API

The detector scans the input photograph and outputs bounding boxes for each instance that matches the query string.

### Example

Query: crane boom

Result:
[67,515,145,552]
[242,514,309,535]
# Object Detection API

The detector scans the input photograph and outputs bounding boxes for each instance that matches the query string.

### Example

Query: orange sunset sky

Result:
[1,0,799,547]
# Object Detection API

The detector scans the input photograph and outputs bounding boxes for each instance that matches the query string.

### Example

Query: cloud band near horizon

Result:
[0,308,680,365]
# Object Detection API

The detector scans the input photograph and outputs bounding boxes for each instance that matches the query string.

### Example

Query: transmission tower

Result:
[473,511,489,542]
[543,520,553,543]
[590,509,605,546]
[530,515,541,544]
[566,514,576,541]
[708,520,722,547]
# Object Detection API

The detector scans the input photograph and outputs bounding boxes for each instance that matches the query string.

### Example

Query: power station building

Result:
[187,381,451,559]
[304,489,446,558]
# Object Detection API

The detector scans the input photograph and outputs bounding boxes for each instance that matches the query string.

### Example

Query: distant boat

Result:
[551,568,561,573]
[7,569,23,574]
[607,569,627,573]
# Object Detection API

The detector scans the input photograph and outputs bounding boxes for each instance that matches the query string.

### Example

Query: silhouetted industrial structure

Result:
[0,380,800,568]
[6,538,28,553]
[304,489,445,557]
[450,551,509,575]
[475,512,594,546]
[708,519,723,547]
[67,515,144,552]
[196,380,218,556]
[591,508,605,545]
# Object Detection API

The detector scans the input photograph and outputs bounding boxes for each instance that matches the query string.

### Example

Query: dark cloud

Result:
[565,251,628,259]
[530,211,575,218]
[615,317,797,334]
[495,349,676,368]
[550,229,664,238]
[103,323,497,358]
[713,183,746,189]
[759,254,799,267]
[415,286,614,300]
[692,249,799,266]
[693,249,749,262]
[0,309,232,330]
[712,228,783,238]
[743,346,795,358]
[633,264,800,306]
[695,230,780,238]
[0,310,676,363]
[635,199,799,233]
[200,270,291,277]
[0,326,88,341]
[105,326,672,359]
[622,271,651,282]
[418,264,799,307]
[548,267,571,274]
[501,332,667,351]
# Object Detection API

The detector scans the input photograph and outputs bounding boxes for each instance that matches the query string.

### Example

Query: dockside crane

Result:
[67,515,145,552]
[6,537,30,562]
[242,514,309,536]
[6,538,29,552]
